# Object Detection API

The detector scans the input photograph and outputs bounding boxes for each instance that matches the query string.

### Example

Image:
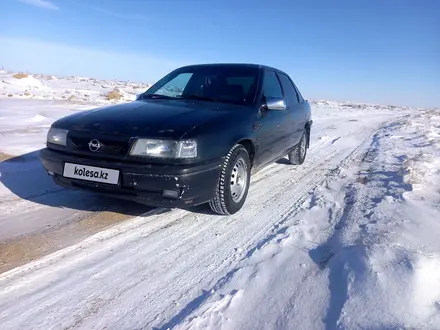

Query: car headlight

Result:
[130,139,197,158]
[47,127,68,146]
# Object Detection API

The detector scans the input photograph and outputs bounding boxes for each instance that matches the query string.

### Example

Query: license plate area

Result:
[63,163,120,185]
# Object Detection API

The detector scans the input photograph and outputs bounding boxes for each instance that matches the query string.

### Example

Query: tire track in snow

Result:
[155,122,386,330]
[172,117,405,330]
[0,114,396,330]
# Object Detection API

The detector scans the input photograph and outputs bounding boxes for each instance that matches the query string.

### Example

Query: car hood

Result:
[54,100,241,138]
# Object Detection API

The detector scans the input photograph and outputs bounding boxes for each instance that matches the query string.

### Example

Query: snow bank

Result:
[0,70,152,104]
[174,111,440,330]
[3,75,44,88]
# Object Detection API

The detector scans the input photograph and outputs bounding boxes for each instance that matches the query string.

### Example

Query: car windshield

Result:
[140,66,260,105]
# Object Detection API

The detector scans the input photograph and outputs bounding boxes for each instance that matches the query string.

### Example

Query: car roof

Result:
[177,63,289,76]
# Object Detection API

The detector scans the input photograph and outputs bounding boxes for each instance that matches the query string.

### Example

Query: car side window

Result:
[278,73,300,105]
[292,81,305,103]
[262,70,283,99]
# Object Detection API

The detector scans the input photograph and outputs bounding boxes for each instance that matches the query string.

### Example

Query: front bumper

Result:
[39,148,223,207]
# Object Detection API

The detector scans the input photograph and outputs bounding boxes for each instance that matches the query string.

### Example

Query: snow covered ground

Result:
[1,70,151,106]
[0,71,439,330]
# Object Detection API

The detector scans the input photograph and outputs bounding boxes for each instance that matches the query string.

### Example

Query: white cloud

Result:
[94,7,149,21]
[17,0,59,10]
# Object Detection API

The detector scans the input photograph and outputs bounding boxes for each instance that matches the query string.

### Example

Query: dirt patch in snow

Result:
[12,73,28,79]
[0,152,13,161]
[0,208,148,274]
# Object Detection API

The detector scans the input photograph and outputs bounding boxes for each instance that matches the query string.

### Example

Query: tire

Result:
[288,130,308,165]
[209,145,251,215]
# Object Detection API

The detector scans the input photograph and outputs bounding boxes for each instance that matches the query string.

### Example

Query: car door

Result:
[252,70,290,168]
[277,72,307,147]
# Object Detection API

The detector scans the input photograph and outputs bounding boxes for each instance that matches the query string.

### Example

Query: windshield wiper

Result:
[180,94,244,105]
[141,93,177,100]
[179,94,218,102]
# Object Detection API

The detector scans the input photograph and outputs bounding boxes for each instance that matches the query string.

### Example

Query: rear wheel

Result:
[288,130,307,165]
[209,145,251,215]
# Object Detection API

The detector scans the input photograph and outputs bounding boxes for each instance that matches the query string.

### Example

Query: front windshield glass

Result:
[142,66,260,105]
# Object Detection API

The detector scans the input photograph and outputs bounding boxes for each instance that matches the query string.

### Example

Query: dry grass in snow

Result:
[105,89,123,101]
[12,73,29,79]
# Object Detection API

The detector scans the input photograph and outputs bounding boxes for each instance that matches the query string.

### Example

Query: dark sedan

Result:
[40,63,312,214]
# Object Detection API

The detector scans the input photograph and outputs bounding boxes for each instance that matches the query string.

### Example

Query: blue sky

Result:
[1,0,439,107]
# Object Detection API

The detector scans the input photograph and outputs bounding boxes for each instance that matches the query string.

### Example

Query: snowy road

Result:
[0,108,403,329]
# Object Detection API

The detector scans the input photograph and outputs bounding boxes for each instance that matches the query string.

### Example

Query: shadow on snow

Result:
[0,150,154,216]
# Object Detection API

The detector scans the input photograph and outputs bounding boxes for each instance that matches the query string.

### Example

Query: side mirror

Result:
[265,97,287,111]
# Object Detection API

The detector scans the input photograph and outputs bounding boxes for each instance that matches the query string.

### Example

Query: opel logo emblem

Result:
[88,139,101,152]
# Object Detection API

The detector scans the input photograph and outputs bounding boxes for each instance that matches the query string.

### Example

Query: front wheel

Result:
[209,145,251,215]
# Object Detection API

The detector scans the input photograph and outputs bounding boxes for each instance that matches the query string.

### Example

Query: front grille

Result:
[68,134,131,157]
